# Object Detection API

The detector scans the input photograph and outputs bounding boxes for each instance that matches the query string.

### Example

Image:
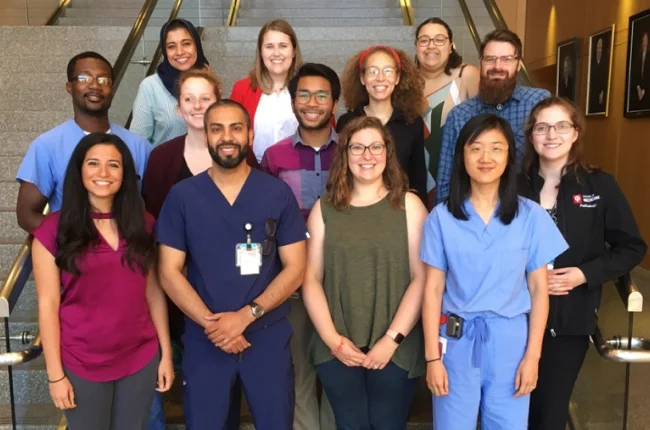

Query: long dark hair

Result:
[56,133,156,275]
[415,17,463,75]
[447,114,519,224]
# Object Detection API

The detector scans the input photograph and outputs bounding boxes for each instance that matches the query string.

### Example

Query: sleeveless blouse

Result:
[309,196,425,378]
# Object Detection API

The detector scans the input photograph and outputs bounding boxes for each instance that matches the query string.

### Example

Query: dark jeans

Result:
[316,359,417,430]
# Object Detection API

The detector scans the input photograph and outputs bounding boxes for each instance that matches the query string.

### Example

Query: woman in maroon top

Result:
[32,133,174,430]
[142,67,221,219]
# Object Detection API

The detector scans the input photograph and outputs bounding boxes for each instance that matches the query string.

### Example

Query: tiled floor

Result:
[163,268,650,429]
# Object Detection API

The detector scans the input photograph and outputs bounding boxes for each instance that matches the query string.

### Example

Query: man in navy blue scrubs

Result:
[156,99,308,430]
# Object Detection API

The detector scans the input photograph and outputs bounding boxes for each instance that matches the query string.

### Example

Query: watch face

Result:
[252,305,264,318]
[394,333,405,344]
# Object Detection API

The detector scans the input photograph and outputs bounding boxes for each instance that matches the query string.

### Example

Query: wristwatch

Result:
[249,301,265,319]
[386,329,405,345]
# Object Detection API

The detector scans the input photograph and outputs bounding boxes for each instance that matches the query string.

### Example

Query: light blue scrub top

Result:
[16,119,152,212]
[420,197,568,320]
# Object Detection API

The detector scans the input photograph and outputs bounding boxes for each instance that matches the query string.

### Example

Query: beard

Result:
[479,71,518,105]
[296,109,332,131]
[208,141,249,169]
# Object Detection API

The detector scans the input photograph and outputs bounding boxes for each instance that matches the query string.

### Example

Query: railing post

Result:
[4,317,16,430]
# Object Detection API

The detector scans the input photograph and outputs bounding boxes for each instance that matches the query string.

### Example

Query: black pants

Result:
[528,332,590,430]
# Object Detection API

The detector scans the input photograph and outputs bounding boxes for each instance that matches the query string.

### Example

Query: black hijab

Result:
[156,19,209,98]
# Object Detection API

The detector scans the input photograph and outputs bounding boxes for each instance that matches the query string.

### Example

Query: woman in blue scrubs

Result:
[420,113,568,429]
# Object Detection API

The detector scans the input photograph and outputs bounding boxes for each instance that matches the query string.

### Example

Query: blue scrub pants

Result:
[182,318,294,430]
[434,314,529,430]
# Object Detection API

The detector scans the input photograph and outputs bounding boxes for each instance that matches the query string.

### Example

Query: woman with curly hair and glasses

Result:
[336,46,428,205]
[303,116,428,428]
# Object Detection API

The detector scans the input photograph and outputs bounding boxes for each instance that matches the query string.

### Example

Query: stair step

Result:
[235,18,406,27]
[237,8,402,19]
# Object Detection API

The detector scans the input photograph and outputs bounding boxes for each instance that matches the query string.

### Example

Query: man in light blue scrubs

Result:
[16,51,151,233]
[156,99,307,430]
[420,114,567,429]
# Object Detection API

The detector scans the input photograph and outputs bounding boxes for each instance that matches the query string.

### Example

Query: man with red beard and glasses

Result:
[261,63,339,430]
[434,30,550,204]
[156,99,307,430]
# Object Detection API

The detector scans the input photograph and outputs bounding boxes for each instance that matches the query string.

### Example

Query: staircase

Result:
[0,0,499,428]
[55,0,229,27]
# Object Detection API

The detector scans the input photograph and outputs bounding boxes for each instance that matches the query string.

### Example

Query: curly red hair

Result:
[341,47,424,123]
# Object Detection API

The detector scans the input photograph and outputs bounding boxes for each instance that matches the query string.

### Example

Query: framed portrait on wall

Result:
[556,38,580,102]
[625,9,650,118]
[586,25,615,116]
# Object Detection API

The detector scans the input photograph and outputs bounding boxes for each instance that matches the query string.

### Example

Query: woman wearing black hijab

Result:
[130,19,209,146]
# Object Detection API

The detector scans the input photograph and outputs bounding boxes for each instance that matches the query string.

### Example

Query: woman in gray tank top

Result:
[302,116,428,429]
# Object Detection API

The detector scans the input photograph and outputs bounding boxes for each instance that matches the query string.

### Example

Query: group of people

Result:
[15,15,647,430]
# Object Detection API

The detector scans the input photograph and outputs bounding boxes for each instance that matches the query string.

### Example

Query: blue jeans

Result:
[316,359,417,430]
[146,391,165,430]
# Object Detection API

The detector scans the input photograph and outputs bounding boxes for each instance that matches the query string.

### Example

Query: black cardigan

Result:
[518,168,647,335]
[337,108,428,205]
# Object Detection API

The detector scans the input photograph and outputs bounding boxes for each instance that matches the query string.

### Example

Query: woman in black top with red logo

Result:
[518,97,647,429]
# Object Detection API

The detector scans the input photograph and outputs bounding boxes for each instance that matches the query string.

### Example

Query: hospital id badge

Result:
[236,244,261,276]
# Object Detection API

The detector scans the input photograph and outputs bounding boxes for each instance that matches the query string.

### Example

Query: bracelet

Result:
[48,375,67,384]
[426,357,441,363]
[330,337,344,356]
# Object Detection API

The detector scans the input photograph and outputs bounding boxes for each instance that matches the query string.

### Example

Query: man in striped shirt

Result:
[434,29,551,204]
[261,63,339,430]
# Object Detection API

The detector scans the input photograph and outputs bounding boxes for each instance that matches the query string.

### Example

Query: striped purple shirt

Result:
[261,127,338,220]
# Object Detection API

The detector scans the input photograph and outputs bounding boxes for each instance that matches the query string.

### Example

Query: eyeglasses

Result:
[348,143,386,156]
[532,121,575,135]
[71,74,112,86]
[416,35,449,47]
[295,90,331,105]
[363,66,397,79]
[480,55,519,65]
[261,218,277,256]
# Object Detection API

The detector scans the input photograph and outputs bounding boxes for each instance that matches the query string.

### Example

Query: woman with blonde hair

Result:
[230,19,303,166]
[337,46,428,204]
[303,116,428,428]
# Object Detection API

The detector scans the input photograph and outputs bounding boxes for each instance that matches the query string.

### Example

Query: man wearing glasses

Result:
[15,51,151,233]
[261,63,340,430]
[156,99,307,430]
[434,30,551,204]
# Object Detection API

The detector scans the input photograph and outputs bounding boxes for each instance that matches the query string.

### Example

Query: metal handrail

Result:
[0,335,41,368]
[226,0,241,27]
[456,0,482,54]
[124,0,187,129]
[481,0,534,86]
[399,0,414,26]
[44,0,71,25]
[0,237,33,319]
[616,273,643,312]
[591,325,650,363]
[0,0,165,367]
[112,0,161,90]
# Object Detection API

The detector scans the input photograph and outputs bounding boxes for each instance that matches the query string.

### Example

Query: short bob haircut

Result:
[249,19,303,94]
[288,62,341,102]
[326,116,409,211]
[447,113,519,225]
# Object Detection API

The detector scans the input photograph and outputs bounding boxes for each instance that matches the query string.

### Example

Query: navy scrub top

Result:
[156,169,308,338]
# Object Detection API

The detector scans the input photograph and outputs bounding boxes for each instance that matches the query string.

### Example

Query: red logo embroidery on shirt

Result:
[572,194,583,204]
